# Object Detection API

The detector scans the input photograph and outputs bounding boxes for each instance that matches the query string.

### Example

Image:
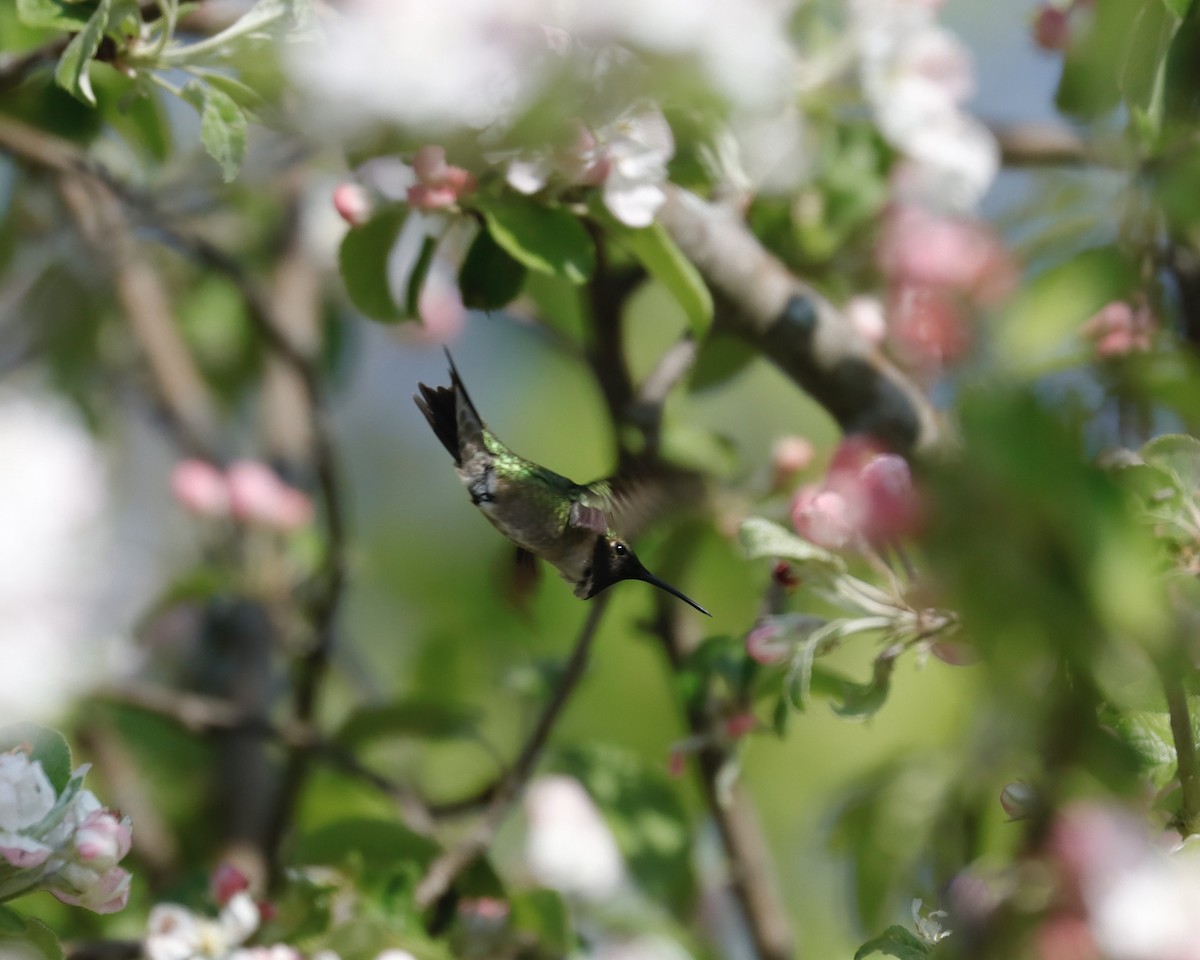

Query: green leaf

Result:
[338,207,408,322]
[335,700,481,746]
[553,744,696,917]
[1163,0,1194,19]
[404,234,437,318]
[192,83,247,182]
[0,723,73,792]
[479,195,594,283]
[53,0,111,106]
[688,334,757,392]
[509,888,573,957]
[826,653,898,720]
[0,909,63,960]
[296,818,440,871]
[1141,434,1200,491]
[192,70,268,115]
[459,227,527,310]
[607,220,712,337]
[739,517,846,571]
[16,0,94,31]
[854,926,931,960]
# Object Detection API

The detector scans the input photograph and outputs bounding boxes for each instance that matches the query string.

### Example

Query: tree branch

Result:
[650,600,794,960]
[658,186,939,455]
[1162,667,1200,836]
[413,595,612,910]
[989,120,1093,168]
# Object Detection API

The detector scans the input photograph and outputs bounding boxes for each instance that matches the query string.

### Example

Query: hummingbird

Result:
[414,353,710,615]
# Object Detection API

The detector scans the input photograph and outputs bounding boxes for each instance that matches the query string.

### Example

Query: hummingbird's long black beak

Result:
[635,568,711,616]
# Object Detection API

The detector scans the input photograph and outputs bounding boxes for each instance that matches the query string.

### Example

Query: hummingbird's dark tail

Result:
[414,350,484,466]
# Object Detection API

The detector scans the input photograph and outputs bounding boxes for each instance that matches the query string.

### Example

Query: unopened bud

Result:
[1000,782,1037,820]
[332,183,374,227]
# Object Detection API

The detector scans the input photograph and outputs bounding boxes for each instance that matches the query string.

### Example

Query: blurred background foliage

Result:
[6,1,1200,959]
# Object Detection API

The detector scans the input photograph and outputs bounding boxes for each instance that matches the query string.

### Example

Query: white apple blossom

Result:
[145,891,261,960]
[524,775,624,902]
[0,388,109,726]
[0,750,133,913]
[852,0,998,211]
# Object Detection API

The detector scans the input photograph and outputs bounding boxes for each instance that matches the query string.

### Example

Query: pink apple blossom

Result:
[1081,301,1155,359]
[845,295,887,346]
[50,864,132,914]
[226,461,314,532]
[332,183,374,227]
[406,145,476,211]
[212,862,251,906]
[791,485,856,551]
[170,460,231,519]
[73,809,132,871]
[771,436,815,490]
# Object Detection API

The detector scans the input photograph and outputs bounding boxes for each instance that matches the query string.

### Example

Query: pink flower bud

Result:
[723,712,756,740]
[226,461,313,532]
[171,460,231,519]
[746,620,789,664]
[888,283,971,367]
[0,834,51,868]
[74,810,132,871]
[930,639,978,666]
[771,561,799,590]
[858,453,921,541]
[1081,301,1155,359]
[51,865,132,914]
[211,862,250,905]
[771,436,815,491]
[667,749,686,779]
[406,183,460,211]
[332,183,374,227]
[1032,6,1071,51]
[791,485,855,550]
[412,145,448,184]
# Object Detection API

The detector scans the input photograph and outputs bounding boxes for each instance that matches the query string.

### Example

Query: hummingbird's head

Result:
[579,536,710,616]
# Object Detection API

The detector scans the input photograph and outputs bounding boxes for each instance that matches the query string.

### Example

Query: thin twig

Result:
[1162,666,1200,835]
[95,682,435,832]
[65,941,143,960]
[651,599,794,960]
[413,595,612,909]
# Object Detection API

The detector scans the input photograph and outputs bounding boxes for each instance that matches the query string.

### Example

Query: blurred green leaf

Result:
[509,888,573,958]
[0,908,62,960]
[854,925,930,960]
[335,700,481,746]
[606,219,712,337]
[739,518,845,571]
[824,653,898,720]
[459,227,527,310]
[0,723,73,792]
[17,0,94,31]
[553,744,696,917]
[1056,0,1142,120]
[338,207,407,322]
[1141,434,1200,490]
[53,0,110,106]
[185,81,247,181]
[997,246,1138,370]
[1164,0,1194,16]
[832,757,955,931]
[688,334,757,392]
[296,818,440,871]
[479,195,594,283]
[404,233,437,318]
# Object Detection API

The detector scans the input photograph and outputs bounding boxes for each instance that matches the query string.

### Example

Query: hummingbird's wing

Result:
[578,464,704,540]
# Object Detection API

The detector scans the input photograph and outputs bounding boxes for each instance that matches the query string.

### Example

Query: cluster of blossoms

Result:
[790,437,921,552]
[0,748,131,914]
[146,864,419,960]
[171,460,313,533]
[950,801,1200,960]
[1081,299,1157,360]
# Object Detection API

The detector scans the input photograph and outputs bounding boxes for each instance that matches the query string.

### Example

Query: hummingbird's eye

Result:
[613,542,627,556]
